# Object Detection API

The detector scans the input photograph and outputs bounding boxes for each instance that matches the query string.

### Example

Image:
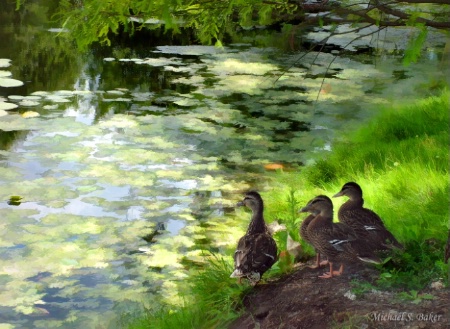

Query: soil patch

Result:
[230,262,449,329]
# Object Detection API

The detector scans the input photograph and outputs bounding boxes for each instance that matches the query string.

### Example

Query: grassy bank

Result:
[126,89,449,328]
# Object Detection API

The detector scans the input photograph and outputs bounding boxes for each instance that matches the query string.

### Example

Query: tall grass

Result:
[265,89,449,289]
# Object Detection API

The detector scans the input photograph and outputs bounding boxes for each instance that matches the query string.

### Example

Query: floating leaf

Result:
[0,58,12,68]
[0,77,24,87]
[0,70,12,77]
[19,100,40,107]
[264,163,284,170]
[8,195,23,206]
[0,102,19,111]
[21,111,40,118]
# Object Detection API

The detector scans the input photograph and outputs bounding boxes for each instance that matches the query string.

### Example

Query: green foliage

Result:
[306,89,449,183]
[403,23,428,66]
[377,240,447,290]
[126,253,250,329]
[350,279,378,297]
[270,89,449,289]
[29,0,298,49]
[396,290,435,304]
[304,159,339,186]
[8,195,23,206]
[16,0,449,60]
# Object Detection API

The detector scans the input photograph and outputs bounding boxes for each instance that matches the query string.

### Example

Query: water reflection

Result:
[0,7,448,329]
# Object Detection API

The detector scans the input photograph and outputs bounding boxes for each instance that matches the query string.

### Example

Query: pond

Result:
[0,4,448,329]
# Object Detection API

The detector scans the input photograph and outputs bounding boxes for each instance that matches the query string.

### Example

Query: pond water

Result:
[0,5,448,329]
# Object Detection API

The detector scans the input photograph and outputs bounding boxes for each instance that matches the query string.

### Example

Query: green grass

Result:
[125,254,250,329]
[264,88,449,289]
[125,89,449,328]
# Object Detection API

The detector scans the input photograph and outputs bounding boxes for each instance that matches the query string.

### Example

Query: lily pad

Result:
[102,97,132,102]
[22,111,40,118]
[0,77,24,87]
[8,195,23,206]
[106,90,125,95]
[46,96,71,103]
[43,105,59,110]
[7,95,24,101]
[0,102,18,111]
[0,59,11,68]
[142,57,183,67]
[0,70,12,77]
[19,100,40,107]
[155,45,225,56]
[31,91,50,96]
[24,95,42,101]
[55,90,74,96]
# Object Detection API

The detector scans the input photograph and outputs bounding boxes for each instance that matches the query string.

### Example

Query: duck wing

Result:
[310,222,380,264]
[231,233,277,278]
[341,208,403,250]
[326,222,358,252]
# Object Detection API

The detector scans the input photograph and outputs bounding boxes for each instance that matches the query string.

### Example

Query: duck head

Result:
[299,195,333,216]
[333,182,363,200]
[236,191,264,212]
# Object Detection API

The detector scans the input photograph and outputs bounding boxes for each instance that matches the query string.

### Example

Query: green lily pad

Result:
[0,58,12,68]
[0,103,16,113]
[0,78,24,87]
[0,70,12,77]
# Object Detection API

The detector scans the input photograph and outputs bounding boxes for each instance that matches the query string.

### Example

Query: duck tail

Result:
[357,255,382,264]
[382,236,404,251]
[230,269,244,278]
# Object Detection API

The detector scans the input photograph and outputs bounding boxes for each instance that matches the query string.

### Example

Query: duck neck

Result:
[321,207,334,219]
[247,204,267,234]
[309,213,333,231]
[342,196,364,210]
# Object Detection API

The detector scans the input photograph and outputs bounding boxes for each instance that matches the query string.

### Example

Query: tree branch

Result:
[394,0,450,4]
[278,0,450,29]
[373,0,450,28]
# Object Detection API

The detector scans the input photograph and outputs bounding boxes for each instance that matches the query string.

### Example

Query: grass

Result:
[124,89,449,328]
[125,254,251,329]
[264,88,449,290]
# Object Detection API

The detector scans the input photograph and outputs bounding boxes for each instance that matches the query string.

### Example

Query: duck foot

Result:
[318,263,343,279]
[308,254,329,269]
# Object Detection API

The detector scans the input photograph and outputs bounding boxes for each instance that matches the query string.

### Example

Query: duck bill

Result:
[332,191,344,198]
[236,201,245,207]
[298,206,309,213]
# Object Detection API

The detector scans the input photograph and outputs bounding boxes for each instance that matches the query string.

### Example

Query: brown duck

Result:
[333,182,403,251]
[299,210,328,268]
[231,191,278,286]
[300,195,381,278]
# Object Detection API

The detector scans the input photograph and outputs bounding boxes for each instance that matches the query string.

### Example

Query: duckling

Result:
[333,182,403,251]
[300,195,381,278]
[231,191,278,286]
[299,211,328,268]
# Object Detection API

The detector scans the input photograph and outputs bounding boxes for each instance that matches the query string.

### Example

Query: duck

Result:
[231,191,278,286]
[300,195,381,278]
[333,182,403,251]
[299,210,328,269]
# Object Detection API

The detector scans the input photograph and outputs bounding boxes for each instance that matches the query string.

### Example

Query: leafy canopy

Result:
[24,0,449,51]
